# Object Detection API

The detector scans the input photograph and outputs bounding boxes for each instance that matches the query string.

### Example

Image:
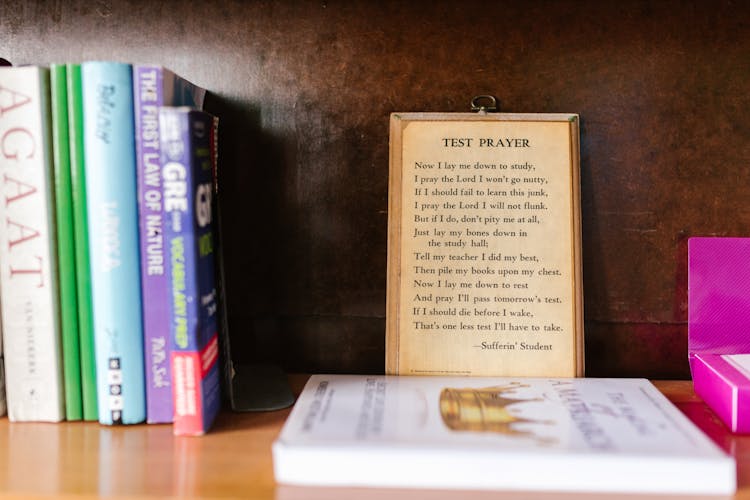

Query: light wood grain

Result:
[0,378,747,499]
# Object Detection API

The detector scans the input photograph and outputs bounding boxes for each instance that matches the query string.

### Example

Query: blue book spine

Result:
[161,107,221,435]
[133,65,206,424]
[81,62,146,425]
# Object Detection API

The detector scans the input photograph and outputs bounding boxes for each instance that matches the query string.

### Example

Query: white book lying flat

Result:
[273,375,735,495]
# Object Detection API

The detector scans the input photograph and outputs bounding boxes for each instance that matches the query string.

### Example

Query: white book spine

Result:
[0,320,5,417]
[273,375,736,495]
[0,66,64,421]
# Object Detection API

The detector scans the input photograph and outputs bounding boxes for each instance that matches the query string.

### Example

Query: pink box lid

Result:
[688,237,750,368]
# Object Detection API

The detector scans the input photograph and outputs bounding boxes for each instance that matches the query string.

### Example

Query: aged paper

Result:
[386,113,583,376]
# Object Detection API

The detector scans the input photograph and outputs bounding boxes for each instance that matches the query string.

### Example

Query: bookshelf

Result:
[0,378,748,498]
[4,0,748,379]
[1,0,750,496]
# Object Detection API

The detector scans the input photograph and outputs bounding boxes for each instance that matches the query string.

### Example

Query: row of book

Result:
[0,62,222,435]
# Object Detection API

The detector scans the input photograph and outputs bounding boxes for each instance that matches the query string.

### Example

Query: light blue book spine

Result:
[81,62,146,424]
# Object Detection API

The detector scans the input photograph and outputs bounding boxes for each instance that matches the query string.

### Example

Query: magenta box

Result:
[689,237,750,433]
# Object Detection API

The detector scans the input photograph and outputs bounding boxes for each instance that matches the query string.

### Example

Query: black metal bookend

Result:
[228,363,295,412]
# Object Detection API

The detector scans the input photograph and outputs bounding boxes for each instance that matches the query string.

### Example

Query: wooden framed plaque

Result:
[386,111,583,377]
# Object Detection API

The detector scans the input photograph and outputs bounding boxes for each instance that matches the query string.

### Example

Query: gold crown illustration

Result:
[439,382,554,442]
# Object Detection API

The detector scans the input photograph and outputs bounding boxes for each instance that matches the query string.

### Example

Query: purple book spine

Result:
[135,66,206,423]
[134,66,172,423]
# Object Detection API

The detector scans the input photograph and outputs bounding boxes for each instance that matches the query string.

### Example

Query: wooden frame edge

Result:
[385,113,404,374]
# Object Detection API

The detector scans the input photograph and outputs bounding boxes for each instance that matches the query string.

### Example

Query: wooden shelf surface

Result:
[0,378,748,499]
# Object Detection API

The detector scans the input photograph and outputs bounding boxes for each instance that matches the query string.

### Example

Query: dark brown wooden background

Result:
[3,0,748,378]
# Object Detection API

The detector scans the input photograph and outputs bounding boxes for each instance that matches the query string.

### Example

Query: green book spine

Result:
[66,63,98,421]
[50,64,82,420]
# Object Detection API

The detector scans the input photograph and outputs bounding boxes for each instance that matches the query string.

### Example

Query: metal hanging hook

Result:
[470,95,498,114]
